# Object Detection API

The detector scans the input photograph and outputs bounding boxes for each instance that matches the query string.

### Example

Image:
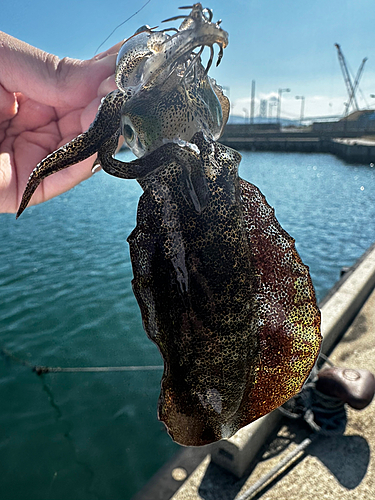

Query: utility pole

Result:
[295,96,305,126]
[277,88,290,124]
[250,80,256,124]
[268,97,278,122]
[260,100,267,119]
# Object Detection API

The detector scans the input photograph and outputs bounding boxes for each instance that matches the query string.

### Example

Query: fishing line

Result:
[1,347,163,375]
[94,0,153,55]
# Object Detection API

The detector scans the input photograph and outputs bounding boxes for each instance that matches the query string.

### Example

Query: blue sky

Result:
[2,0,375,120]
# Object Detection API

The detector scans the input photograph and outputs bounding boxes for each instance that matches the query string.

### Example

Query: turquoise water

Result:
[0,150,374,500]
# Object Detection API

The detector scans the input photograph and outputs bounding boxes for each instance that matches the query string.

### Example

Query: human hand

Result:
[0,31,123,213]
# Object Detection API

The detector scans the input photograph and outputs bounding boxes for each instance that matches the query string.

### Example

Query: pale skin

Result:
[0,31,122,214]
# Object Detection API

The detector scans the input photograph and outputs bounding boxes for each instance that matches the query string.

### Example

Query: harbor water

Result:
[0,149,374,500]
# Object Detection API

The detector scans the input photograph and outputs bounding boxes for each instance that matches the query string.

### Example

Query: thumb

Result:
[0,31,122,108]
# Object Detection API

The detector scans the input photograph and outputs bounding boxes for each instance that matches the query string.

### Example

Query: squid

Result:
[17,4,321,446]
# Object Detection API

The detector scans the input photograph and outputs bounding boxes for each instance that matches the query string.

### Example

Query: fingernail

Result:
[93,41,124,61]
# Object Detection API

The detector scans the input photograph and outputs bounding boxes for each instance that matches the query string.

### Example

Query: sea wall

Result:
[220,130,375,164]
[330,139,375,164]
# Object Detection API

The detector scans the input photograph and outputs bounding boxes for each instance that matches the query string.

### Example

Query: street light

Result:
[268,99,278,122]
[277,88,290,123]
[295,95,305,126]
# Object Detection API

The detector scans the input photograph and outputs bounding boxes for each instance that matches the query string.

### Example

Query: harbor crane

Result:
[334,43,367,116]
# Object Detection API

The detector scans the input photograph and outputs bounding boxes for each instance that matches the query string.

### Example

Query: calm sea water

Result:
[1,149,374,500]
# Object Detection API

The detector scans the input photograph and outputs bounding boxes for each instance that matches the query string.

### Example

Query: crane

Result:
[334,43,367,116]
[347,57,367,112]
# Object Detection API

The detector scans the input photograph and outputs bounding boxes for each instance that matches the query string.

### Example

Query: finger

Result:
[0,32,121,110]
[92,40,124,62]
[97,75,117,97]
[0,83,17,122]
[55,41,123,108]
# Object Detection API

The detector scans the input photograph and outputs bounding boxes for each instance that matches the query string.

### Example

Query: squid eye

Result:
[121,116,146,158]
[123,124,135,143]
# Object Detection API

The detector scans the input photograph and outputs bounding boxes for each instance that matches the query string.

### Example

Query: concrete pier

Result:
[219,135,375,164]
[220,136,331,154]
[330,138,375,164]
[219,124,375,164]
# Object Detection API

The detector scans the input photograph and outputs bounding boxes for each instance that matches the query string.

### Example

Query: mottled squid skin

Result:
[17,3,321,446]
[128,132,321,445]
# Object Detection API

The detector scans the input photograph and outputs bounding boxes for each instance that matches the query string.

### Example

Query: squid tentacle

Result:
[16,90,126,218]
[98,134,202,183]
